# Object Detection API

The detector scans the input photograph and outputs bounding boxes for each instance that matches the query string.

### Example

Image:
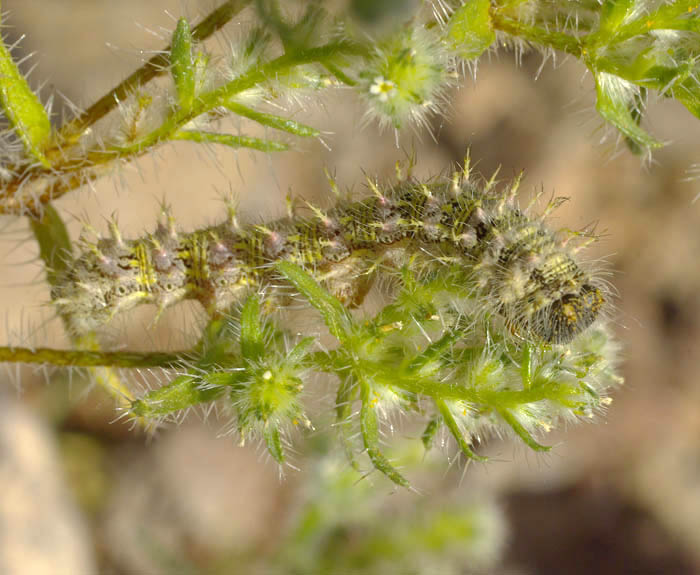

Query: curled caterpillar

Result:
[53,169,605,343]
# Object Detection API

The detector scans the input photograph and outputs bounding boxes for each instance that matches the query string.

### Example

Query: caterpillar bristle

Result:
[53,168,607,344]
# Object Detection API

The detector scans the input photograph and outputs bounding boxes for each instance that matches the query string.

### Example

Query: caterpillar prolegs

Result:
[54,170,606,343]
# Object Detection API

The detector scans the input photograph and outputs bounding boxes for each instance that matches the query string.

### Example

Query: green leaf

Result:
[174,130,289,152]
[405,332,458,377]
[674,72,700,120]
[436,399,487,462]
[131,375,224,417]
[171,18,196,110]
[447,0,496,60]
[359,376,410,487]
[421,415,441,452]
[240,294,265,361]
[653,1,700,33]
[596,0,700,42]
[520,343,533,390]
[597,0,636,37]
[276,261,354,343]
[594,72,663,151]
[497,408,551,452]
[286,336,315,364]
[226,101,319,137]
[622,86,646,155]
[29,205,73,289]
[0,21,52,166]
[336,374,361,471]
[263,423,285,464]
[195,314,235,367]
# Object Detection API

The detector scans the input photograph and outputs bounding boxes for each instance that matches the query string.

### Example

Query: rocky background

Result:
[1,1,700,573]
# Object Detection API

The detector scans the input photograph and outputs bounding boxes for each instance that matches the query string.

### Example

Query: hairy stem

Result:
[0,346,185,368]
[490,12,583,57]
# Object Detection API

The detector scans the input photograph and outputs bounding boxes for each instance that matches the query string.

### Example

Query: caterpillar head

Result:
[532,283,605,344]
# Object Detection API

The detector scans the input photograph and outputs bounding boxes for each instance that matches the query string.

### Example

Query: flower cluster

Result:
[131,295,313,463]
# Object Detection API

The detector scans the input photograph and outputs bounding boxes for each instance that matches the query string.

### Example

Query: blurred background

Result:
[1,1,700,573]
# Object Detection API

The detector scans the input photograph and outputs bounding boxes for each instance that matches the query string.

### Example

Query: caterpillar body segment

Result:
[53,175,604,343]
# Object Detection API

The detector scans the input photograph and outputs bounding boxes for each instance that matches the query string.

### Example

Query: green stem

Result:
[490,12,584,57]
[0,341,579,412]
[435,398,487,461]
[225,101,320,137]
[110,41,364,156]
[390,371,577,408]
[174,130,289,152]
[321,62,357,86]
[0,346,185,368]
[0,344,337,372]
[359,374,410,487]
[497,407,551,451]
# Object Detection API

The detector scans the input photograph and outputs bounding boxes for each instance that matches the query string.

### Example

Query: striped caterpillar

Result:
[54,169,605,343]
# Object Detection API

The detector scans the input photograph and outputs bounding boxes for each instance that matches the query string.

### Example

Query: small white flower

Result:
[369,76,397,102]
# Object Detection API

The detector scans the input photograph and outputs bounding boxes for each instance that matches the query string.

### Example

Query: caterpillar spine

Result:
[53,169,605,343]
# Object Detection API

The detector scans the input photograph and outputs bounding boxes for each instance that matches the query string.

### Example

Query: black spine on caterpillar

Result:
[52,174,605,343]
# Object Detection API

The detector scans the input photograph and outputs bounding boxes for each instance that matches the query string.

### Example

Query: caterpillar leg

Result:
[319,255,376,308]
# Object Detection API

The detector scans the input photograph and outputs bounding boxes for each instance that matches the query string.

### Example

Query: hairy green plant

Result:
[5,0,686,486]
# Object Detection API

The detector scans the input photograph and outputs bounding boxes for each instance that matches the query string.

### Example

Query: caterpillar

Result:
[53,169,605,343]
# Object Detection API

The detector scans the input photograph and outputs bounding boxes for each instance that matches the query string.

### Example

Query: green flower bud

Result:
[231,359,307,432]
[229,329,314,464]
[359,25,450,129]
